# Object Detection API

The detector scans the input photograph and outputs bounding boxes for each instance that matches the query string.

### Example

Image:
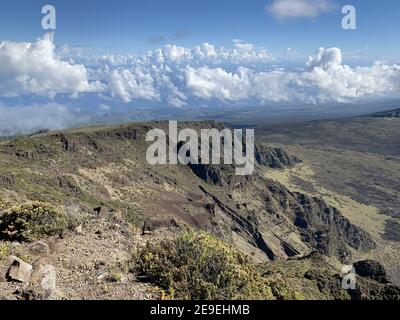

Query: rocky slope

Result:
[0,121,397,300]
[257,116,400,285]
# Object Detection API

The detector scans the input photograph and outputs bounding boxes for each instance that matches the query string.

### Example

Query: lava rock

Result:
[354,260,389,284]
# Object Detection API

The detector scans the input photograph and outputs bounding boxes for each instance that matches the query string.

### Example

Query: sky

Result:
[0,0,399,135]
[0,0,399,59]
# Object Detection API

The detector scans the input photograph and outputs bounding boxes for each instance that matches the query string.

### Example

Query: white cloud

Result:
[266,0,335,19]
[307,47,342,70]
[0,35,398,108]
[183,47,400,104]
[92,40,272,68]
[186,66,252,101]
[0,33,103,98]
[0,103,81,136]
[107,67,160,103]
[302,48,400,102]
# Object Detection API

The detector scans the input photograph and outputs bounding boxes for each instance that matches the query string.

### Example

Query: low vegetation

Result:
[0,201,68,242]
[0,242,9,261]
[133,230,275,300]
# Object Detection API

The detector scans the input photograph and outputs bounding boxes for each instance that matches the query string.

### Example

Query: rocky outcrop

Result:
[189,164,223,185]
[11,142,56,159]
[56,176,82,196]
[354,260,389,284]
[57,134,101,152]
[294,193,375,254]
[349,277,400,300]
[23,263,57,300]
[263,183,375,262]
[0,174,14,187]
[6,256,33,283]
[256,145,301,169]
[113,127,141,140]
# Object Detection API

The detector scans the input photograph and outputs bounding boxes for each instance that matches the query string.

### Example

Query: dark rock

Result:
[293,193,375,258]
[354,260,389,284]
[94,206,112,218]
[57,134,101,152]
[35,144,56,156]
[348,278,400,300]
[189,164,223,185]
[115,128,140,140]
[264,182,375,262]
[15,150,36,160]
[58,134,78,152]
[0,174,14,186]
[255,145,302,169]
[205,203,216,216]
[57,176,82,196]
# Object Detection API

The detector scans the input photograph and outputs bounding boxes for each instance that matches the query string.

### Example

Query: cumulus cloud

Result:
[183,48,400,104]
[0,33,103,98]
[301,48,400,102]
[60,43,400,106]
[82,40,272,104]
[186,66,252,101]
[266,0,335,19]
[0,35,399,109]
[107,67,160,103]
[94,40,272,68]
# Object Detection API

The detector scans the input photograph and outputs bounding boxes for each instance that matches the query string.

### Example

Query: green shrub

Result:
[0,201,68,242]
[133,231,274,300]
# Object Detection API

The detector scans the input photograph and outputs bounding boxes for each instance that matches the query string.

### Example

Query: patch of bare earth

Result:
[0,216,175,300]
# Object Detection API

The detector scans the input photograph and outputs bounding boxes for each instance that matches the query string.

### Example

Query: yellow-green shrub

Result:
[0,242,9,261]
[134,231,274,300]
[0,198,11,211]
[0,201,68,242]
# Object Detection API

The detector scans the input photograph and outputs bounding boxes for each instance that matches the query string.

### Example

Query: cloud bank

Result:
[0,102,82,136]
[0,34,399,110]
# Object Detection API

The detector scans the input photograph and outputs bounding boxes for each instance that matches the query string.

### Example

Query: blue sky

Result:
[0,0,398,60]
[0,0,399,135]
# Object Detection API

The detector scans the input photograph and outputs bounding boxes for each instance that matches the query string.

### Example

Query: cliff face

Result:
[291,192,375,261]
